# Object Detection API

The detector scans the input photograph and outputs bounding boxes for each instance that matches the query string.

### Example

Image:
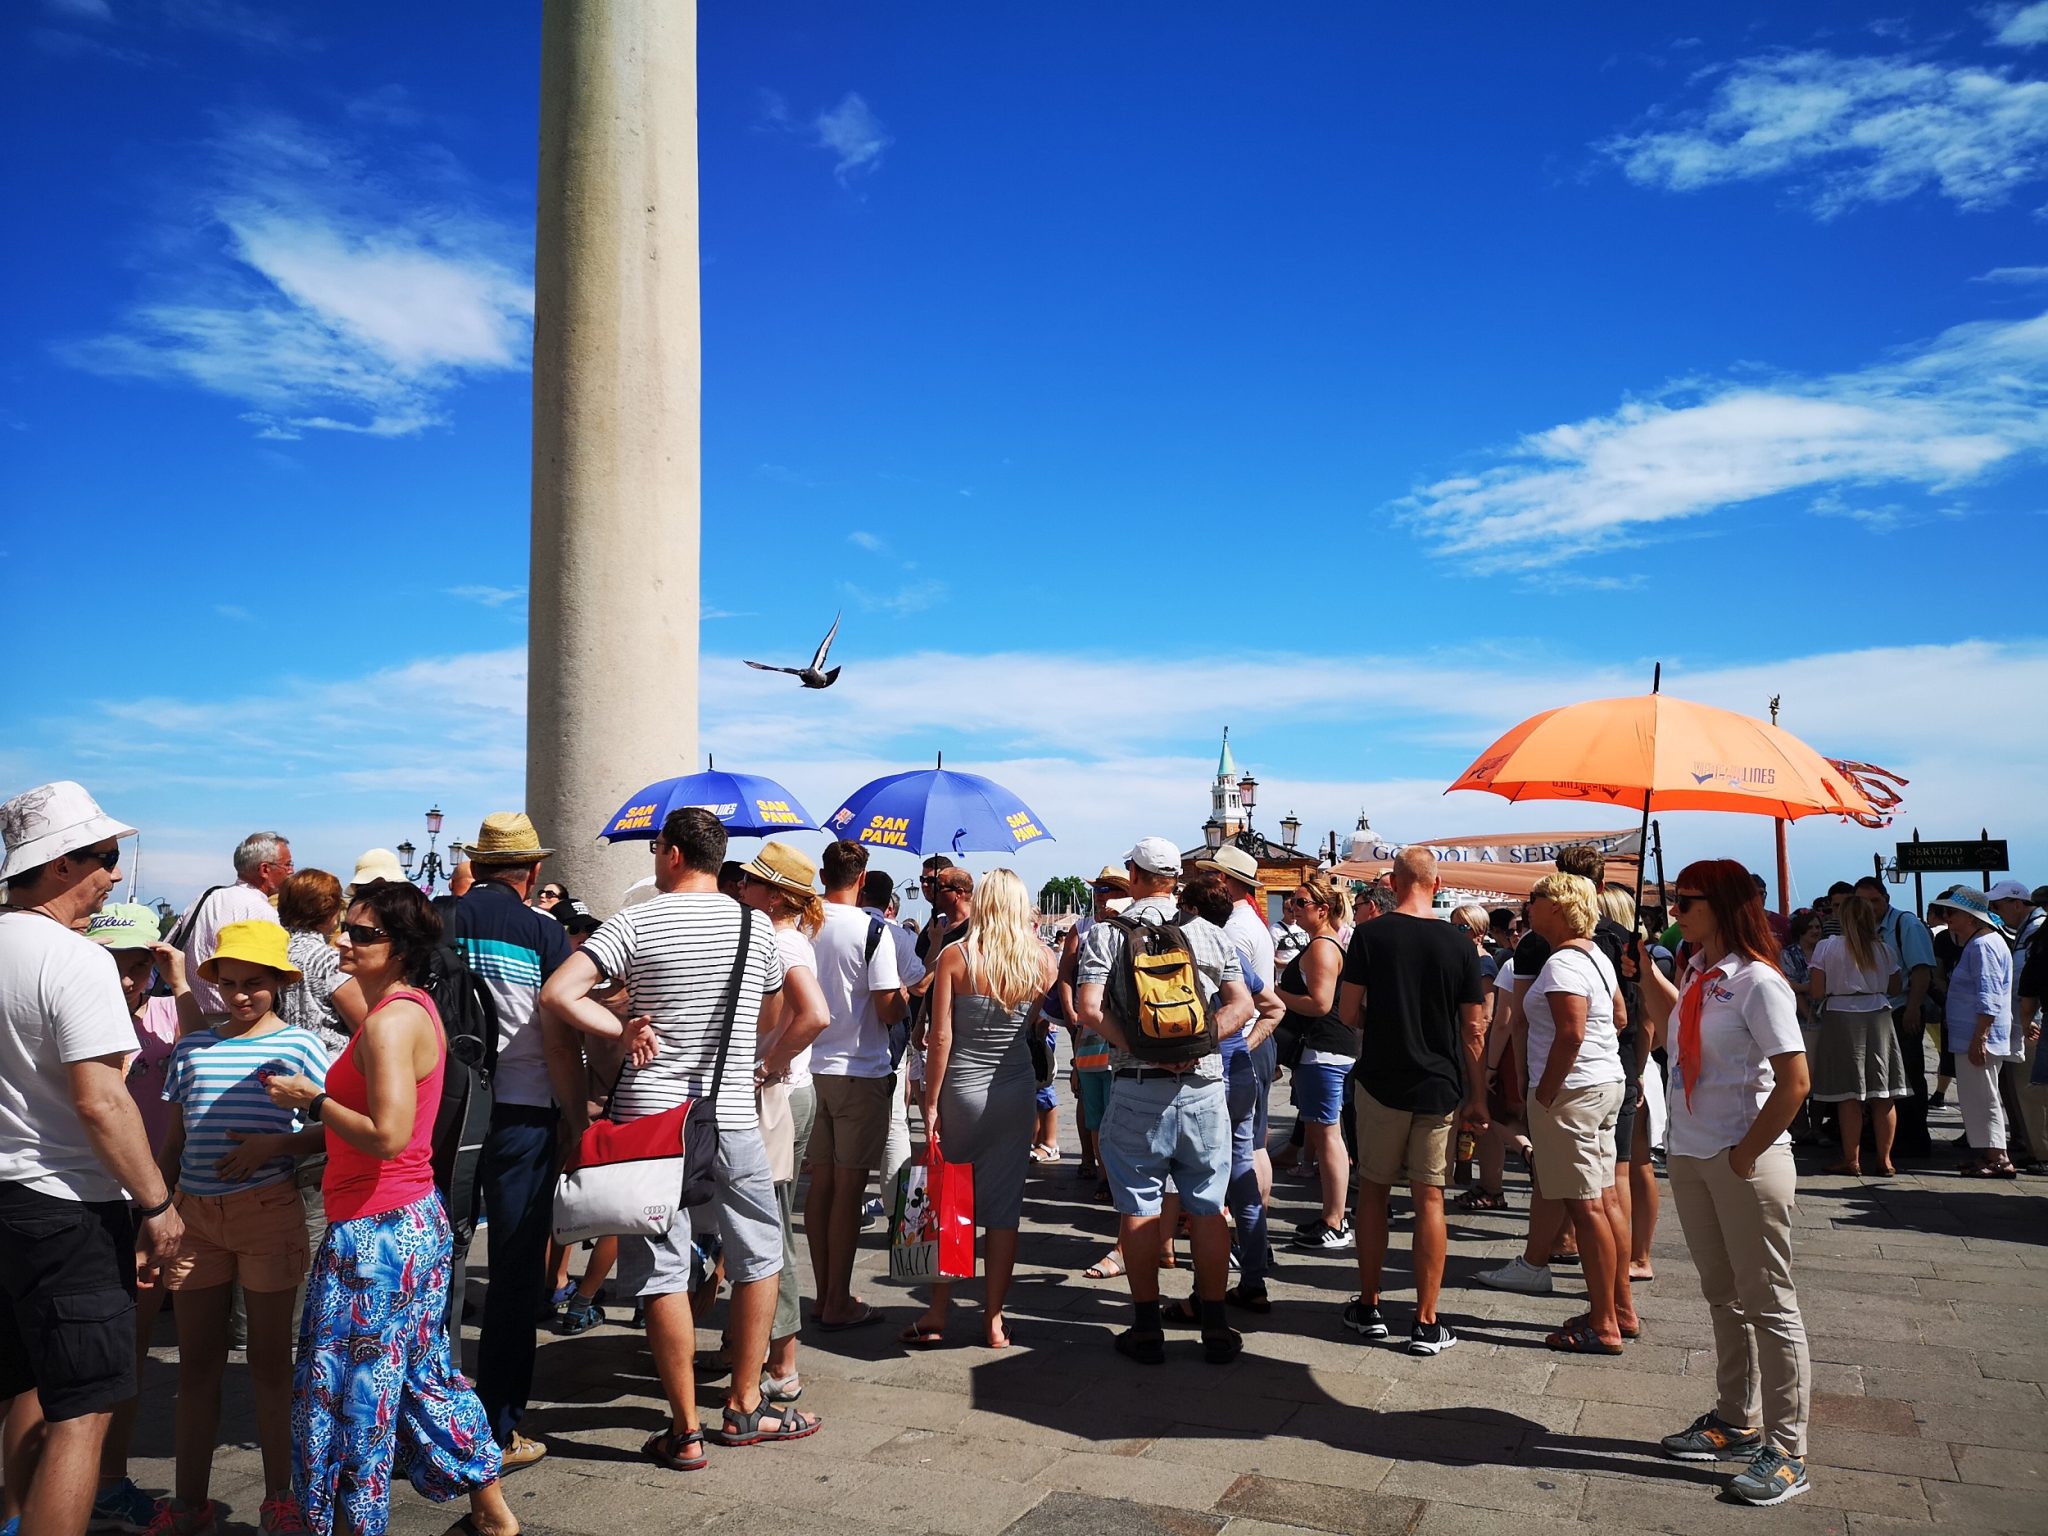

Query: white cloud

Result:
[847,530,887,554]
[21,639,2048,906]
[1603,48,2048,215]
[1973,264,2048,283]
[1993,3,2048,46]
[842,580,946,617]
[446,585,526,609]
[58,112,530,437]
[814,93,893,180]
[1402,306,2048,567]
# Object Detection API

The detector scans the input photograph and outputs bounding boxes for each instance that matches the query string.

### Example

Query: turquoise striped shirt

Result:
[163,1024,329,1196]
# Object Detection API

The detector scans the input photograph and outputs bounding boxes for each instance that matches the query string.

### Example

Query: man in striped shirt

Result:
[544,808,818,1458]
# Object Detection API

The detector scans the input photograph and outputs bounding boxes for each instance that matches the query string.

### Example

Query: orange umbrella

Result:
[1449,692,1873,821]
[1447,668,1875,905]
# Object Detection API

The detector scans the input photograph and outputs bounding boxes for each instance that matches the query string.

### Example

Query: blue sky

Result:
[5,0,2046,910]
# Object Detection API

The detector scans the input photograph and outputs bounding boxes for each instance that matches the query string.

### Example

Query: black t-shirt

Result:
[1341,913,1485,1115]
[1512,930,1551,980]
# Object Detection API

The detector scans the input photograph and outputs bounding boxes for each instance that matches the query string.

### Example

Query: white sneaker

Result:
[1475,1255,1553,1294]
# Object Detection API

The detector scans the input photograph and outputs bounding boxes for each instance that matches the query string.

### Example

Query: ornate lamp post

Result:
[397,805,452,895]
[1280,811,1301,850]
[1202,818,1225,852]
[1237,772,1258,833]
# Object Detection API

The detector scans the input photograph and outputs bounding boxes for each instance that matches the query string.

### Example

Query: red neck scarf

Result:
[1676,963,1728,1110]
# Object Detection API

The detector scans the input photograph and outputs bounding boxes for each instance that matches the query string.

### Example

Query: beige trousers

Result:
[1668,1144,1811,1457]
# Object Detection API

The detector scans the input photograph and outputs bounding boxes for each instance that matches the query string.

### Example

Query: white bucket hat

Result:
[348,848,408,895]
[0,782,138,884]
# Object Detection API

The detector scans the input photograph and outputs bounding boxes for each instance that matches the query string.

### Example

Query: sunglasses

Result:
[342,923,390,944]
[69,846,121,871]
[1673,894,1706,914]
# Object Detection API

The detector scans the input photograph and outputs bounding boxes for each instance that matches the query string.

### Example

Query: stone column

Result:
[528,0,699,912]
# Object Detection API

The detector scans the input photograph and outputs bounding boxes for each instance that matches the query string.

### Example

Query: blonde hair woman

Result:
[1522,873,1630,1354]
[1804,890,1905,1176]
[905,869,1056,1349]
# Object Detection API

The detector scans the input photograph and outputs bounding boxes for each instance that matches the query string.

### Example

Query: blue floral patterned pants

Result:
[293,1194,501,1536]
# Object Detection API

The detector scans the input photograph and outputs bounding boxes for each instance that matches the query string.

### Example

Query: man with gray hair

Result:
[172,831,294,1022]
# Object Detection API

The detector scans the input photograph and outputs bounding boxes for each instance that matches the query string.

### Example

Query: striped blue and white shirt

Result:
[448,878,574,1109]
[163,1024,329,1196]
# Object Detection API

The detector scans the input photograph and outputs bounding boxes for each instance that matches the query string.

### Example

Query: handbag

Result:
[887,1131,976,1281]
[757,1079,797,1183]
[551,908,752,1244]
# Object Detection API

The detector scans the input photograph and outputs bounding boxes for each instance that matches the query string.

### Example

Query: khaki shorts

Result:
[811,1072,896,1171]
[1529,1080,1625,1202]
[1353,1086,1455,1189]
[166,1179,309,1293]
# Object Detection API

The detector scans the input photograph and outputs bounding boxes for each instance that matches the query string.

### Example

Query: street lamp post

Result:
[1280,811,1301,849]
[1202,818,1225,852]
[398,805,453,895]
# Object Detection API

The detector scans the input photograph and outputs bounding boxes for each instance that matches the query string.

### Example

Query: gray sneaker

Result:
[1660,1410,1764,1462]
[1727,1445,1810,1506]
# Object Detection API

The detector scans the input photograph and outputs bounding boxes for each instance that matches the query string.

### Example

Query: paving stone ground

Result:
[122,1097,2043,1535]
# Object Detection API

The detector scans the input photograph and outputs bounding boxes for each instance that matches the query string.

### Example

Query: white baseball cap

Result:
[1123,837,1183,877]
[1986,879,2032,905]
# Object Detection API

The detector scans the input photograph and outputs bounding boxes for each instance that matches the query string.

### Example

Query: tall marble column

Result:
[528,0,699,911]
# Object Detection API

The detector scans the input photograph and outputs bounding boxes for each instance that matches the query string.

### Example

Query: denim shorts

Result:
[1098,1074,1231,1218]
[1290,1060,1348,1126]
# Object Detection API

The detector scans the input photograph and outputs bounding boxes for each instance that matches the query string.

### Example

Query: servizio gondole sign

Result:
[1352,829,1644,866]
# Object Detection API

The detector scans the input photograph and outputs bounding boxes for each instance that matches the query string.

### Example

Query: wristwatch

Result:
[307,1093,328,1123]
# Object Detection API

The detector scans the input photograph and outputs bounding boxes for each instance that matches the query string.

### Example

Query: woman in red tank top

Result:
[264,880,518,1536]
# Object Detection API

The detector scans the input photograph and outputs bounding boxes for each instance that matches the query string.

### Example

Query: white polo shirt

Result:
[1668,952,1804,1161]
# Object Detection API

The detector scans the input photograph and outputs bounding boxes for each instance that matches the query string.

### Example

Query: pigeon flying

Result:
[744,612,843,689]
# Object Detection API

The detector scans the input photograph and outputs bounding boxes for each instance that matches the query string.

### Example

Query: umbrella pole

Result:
[1652,818,1667,915]
[1768,695,1788,919]
[1632,790,1652,915]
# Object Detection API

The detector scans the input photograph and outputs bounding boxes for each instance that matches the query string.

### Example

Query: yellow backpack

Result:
[1106,913,1216,1064]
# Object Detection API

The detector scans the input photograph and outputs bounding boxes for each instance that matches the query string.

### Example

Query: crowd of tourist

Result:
[0,778,2041,1533]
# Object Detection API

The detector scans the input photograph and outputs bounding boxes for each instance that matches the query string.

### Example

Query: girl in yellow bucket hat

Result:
[155,920,332,1536]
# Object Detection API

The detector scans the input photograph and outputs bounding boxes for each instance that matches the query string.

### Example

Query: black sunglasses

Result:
[1673,894,1706,914]
[342,922,390,944]
[68,846,121,871]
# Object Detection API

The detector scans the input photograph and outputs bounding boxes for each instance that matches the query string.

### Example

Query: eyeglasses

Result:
[342,923,390,944]
[68,846,121,871]
[1673,894,1705,914]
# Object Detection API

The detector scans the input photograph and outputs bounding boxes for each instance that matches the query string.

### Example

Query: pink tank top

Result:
[321,986,446,1223]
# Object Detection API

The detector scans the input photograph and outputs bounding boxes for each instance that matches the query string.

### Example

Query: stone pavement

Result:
[125,1097,2044,1536]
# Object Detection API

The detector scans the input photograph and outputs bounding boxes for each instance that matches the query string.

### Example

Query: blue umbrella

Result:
[599,761,820,841]
[825,759,1054,857]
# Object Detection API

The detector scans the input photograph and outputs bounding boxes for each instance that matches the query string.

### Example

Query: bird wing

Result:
[810,610,842,670]
[744,660,803,675]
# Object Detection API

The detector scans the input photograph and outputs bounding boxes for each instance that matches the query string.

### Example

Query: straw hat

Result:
[1092,865,1131,891]
[198,919,303,982]
[349,848,407,893]
[468,812,554,866]
[86,902,162,951]
[0,781,137,884]
[1195,844,1261,890]
[742,841,819,899]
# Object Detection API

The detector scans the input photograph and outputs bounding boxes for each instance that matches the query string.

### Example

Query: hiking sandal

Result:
[706,1400,822,1447]
[642,1428,708,1471]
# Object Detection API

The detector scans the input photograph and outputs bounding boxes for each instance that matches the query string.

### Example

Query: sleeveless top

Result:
[943,941,1038,1091]
[322,985,446,1223]
[1281,935,1356,1059]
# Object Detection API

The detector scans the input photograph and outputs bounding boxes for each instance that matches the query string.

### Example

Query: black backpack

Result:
[421,938,498,1247]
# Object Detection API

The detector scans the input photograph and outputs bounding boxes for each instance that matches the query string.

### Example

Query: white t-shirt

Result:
[582,893,783,1133]
[1226,902,1276,994]
[180,881,277,1018]
[863,906,927,990]
[1523,944,1624,1091]
[770,926,818,1089]
[1668,952,1805,1161]
[809,903,904,1078]
[0,911,143,1201]
[1808,935,1896,1012]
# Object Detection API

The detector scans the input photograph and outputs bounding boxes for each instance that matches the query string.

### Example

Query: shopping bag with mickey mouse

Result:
[888,1130,976,1280]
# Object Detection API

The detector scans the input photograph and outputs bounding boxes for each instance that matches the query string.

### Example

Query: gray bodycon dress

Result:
[937,968,1038,1232]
